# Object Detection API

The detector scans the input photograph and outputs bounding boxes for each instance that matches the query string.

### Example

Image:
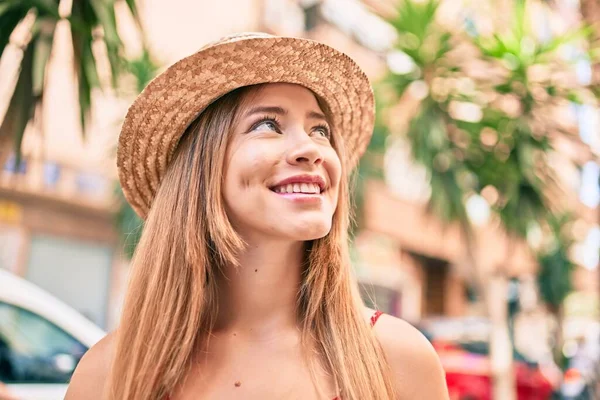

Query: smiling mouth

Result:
[269,182,324,195]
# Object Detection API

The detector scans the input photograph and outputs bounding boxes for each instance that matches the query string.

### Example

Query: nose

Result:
[286,133,323,166]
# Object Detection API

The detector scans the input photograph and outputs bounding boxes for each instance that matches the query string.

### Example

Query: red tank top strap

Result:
[370,310,383,327]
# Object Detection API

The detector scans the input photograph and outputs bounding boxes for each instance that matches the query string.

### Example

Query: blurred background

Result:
[0,0,598,399]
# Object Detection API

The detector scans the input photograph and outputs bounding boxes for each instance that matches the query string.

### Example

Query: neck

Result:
[215,239,307,336]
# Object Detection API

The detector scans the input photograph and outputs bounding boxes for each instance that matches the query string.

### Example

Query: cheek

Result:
[324,148,343,188]
[224,142,279,193]
[224,159,253,195]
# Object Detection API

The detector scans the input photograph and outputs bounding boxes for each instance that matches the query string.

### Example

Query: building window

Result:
[411,253,449,316]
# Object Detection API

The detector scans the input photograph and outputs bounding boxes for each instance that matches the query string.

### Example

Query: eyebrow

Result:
[243,106,328,122]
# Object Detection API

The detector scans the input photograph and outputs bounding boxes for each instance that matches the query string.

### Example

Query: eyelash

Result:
[313,123,331,139]
[250,115,331,139]
[251,115,282,133]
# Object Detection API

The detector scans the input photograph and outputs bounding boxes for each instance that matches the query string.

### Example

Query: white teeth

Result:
[273,182,322,194]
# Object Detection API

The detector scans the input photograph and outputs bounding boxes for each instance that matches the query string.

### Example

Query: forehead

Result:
[240,83,323,111]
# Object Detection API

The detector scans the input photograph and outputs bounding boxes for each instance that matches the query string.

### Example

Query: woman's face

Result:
[223,83,342,242]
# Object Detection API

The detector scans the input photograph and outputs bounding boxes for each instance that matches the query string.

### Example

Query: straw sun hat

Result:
[117,32,375,219]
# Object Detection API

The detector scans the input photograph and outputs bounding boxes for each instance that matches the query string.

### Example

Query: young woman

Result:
[66,33,448,400]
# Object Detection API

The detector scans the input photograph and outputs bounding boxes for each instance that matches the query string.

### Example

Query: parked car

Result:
[416,317,556,400]
[0,269,105,400]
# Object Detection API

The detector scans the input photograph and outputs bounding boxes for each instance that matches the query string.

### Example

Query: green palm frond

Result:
[0,30,37,166]
[126,49,159,93]
[0,0,145,161]
[389,0,450,67]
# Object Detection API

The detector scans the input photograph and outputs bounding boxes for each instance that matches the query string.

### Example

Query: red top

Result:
[165,310,383,400]
[370,309,384,327]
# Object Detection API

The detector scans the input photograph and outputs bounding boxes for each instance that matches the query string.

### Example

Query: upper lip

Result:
[270,174,327,192]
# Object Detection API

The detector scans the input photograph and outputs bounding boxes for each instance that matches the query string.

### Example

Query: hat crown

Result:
[200,32,275,51]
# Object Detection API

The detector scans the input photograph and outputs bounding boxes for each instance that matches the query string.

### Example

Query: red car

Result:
[431,340,555,400]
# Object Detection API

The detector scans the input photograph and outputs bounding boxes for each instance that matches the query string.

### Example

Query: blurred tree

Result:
[536,213,575,367]
[0,0,144,168]
[380,0,596,398]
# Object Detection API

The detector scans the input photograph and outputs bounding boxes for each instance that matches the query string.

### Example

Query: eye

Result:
[312,124,331,139]
[251,117,281,133]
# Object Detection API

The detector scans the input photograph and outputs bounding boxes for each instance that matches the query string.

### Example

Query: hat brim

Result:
[117,35,374,219]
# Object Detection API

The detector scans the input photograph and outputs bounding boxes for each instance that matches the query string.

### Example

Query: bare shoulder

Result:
[365,308,449,399]
[65,331,116,400]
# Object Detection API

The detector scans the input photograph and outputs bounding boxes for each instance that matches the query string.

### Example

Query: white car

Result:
[0,269,106,400]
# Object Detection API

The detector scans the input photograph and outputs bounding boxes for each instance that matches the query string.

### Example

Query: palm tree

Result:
[0,0,144,167]
[0,0,154,259]
[380,0,595,398]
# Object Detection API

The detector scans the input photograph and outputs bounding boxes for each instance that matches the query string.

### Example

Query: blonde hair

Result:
[106,85,396,399]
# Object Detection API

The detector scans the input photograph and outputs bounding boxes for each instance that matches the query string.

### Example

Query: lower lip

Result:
[271,191,324,204]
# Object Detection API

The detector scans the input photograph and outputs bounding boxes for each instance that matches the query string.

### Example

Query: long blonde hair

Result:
[107,85,396,399]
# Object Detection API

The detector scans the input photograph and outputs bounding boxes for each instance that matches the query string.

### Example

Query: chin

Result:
[288,219,332,241]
